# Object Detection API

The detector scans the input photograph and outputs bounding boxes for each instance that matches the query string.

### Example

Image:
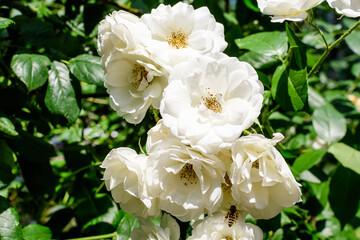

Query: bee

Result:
[224,205,239,227]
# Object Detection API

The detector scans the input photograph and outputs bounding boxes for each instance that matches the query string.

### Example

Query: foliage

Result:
[0,0,360,239]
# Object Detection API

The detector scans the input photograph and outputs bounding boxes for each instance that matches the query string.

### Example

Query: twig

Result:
[98,0,142,16]
[307,19,360,78]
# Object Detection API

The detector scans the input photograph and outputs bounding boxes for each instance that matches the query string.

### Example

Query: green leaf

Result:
[45,61,80,123]
[272,65,293,110]
[0,196,22,240]
[22,224,52,240]
[286,23,307,69]
[243,0,260,12]
[0,117,18,136]
[69,54,104,86]
[271,64,308,111]
[257,70,270,89]
[0,162,14,184]
[308,181,330,208]
[11,54,51,92]
[0,17,15,30]
[271,23,308,111]
[117,211,139,240]
[0,140,15,166]
[272,229,284,240]
[292,149,327,174]
[235,31,288,60]
[351,62,360,77]
[312,104,346,143]
[328,143,360,175]
[83,195,121,229]
[329,165,360,227]
[287,68,308,111]
[344,25,360,55]
[0,140,15,184]
[238,51,279,69]
[308,87,326,109]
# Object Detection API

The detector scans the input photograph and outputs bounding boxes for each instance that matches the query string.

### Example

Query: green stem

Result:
[66,232,117,240]
[150,108,160,123]
[307,20,329,49]
[307,19,360,78]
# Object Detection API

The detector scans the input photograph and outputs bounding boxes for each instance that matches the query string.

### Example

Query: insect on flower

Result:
[224,205,239,227]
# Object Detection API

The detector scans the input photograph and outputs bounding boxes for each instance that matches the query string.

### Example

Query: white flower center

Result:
[201,89,223,113]
[166,28,188,49]
[223,236,232,240]
[179,163,198,186]
[129,64,150,91]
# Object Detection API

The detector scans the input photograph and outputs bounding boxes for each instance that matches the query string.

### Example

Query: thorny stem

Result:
[307,20,328,49]
[305,10,329,50]
[307,19,360,78]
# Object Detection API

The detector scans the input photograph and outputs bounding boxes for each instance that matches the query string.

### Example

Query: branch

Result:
[307,19,360,78]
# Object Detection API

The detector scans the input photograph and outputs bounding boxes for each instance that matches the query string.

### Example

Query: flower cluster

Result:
[257,0,360,22]
[98,2,302,239]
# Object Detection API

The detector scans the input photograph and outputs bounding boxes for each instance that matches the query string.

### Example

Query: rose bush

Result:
[2,0,360,239]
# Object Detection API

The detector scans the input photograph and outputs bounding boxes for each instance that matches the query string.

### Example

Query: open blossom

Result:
[160,53,264,154]
[188,212,263,240]
[141,2,227,68]
[146,122,226,221]
[130,213,180,240]
[257,0,324,22]
[101,148,160,218]
[327,0,360,18]
[230,133,302,219]
[97,10,151,59]
[98,10,169,124]
[104,49,168,124]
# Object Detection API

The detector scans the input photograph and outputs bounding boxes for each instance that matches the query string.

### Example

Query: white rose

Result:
[257,0,324,22]
[230,133,302,219]
[104,49,168,124]
[327,0,360,18]
[146,128,226,221]
[140,2,227,68]
[160,53,264,154]
[188,212,263,240]
[130,213,180,240]
[97,10,151,58]
[101,148,160,218]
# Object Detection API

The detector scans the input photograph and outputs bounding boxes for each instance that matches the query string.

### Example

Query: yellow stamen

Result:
[130,64,149,90]
[179,163,198,186]
[166,28,188,49]
[201,89,222,113]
